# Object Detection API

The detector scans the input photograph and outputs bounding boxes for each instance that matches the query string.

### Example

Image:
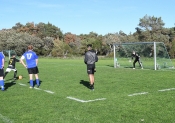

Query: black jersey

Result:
[8,57,20,68]
[132,53,140,60]
[84,50,98,65]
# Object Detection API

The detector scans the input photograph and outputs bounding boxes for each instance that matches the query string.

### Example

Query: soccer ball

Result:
[18,75,23,80]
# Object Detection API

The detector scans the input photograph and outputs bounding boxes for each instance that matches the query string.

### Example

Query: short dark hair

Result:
[87,44,92,47]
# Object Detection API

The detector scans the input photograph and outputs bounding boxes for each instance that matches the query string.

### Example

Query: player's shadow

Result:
[106,65,114,67]
[5,80,16,90]
[124,66,133,68]
[80,80,89,89]
[27,80,43,86]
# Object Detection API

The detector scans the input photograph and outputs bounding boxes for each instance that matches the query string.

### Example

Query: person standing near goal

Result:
[0,52,5,91]
[132,51,143,69]
[84,44,98,90]
[4,54,20,80]
[20,45,40,88]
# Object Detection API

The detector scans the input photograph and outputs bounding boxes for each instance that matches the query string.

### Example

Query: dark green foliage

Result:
[0,15,175,57]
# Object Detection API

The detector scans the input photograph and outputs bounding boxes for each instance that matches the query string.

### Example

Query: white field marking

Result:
[44,90,55,94]
[0,113,13,123]
[158,88,175,92]
[128,92,148,97]
[18,83,27,86]
[67,96,106,103]
[34,87,42,90]
[18,83,54,94]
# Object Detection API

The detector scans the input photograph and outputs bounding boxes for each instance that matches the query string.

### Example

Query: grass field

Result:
[1,58,175,123]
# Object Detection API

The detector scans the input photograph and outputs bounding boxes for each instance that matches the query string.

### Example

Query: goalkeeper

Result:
[4,54,21,79]
[132,51,143,69]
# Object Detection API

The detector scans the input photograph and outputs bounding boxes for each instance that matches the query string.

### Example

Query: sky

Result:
[0,0,175,35]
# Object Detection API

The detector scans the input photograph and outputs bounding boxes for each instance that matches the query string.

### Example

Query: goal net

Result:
[113,42,174,70]
[2,50,19,61]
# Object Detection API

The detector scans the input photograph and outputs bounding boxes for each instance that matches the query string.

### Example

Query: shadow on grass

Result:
[5,80,16,90]
[80,80,89,89]
[124,66,133,68]
[106,65,114,67]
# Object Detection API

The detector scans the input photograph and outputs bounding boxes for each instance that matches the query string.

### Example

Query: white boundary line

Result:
[128,92,148,96]
[18,83,27,86]
[44,90,55,94]
[18,83,54,94]
[158,88,175,92]
[0,113,13,123]
[67,96,106,103]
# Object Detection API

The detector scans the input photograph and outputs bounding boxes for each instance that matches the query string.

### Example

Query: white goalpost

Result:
[2,50,18,61]
[113,42,174,70]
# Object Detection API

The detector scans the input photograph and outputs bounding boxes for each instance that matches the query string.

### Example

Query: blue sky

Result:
[0,0,174,35]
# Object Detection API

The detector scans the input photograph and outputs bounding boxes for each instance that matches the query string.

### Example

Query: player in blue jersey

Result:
[0,52,5,91]
[20,45,40,88]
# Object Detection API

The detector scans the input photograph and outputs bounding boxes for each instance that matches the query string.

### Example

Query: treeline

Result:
[0,15,175,58]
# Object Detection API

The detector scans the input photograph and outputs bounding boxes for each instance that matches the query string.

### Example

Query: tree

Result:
[138,15,165,32]
[12,22,24,30]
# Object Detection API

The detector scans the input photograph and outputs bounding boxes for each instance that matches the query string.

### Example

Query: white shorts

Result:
[5,68,17,72]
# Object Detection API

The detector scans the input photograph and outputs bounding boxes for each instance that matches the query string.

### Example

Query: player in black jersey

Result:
[132,51,143,69]
[84,44,98,90]
[4,54,21,79]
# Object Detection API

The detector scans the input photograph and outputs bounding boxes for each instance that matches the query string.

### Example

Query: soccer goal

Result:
[2,50,19,61]
[113,42,174,70]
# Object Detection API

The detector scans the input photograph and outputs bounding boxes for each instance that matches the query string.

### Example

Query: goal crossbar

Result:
[113,42,174,70]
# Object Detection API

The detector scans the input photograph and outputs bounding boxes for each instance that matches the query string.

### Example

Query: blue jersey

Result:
[0,52,5,69]
[21,50,38,68]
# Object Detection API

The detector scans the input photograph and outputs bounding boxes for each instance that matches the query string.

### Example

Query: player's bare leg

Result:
[89,74,94,90]
[138,60,143,69]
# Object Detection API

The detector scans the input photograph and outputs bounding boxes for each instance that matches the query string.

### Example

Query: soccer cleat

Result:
[36,85,40,88]
[91,86,94,91]
[29,86,33,89]
[133,68,135,69]
[89,84,94,90]
[141,67,143,69]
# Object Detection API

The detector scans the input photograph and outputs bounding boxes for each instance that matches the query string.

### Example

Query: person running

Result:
[20,45,40,88]
[84,44,98,90]
[132,51,143,69]
[0,52,5,91]
[4,54,20,80]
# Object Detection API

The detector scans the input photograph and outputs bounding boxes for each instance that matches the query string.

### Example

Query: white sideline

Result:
[67,96,106,103]
[34,87,42,90]
[18,83,54,94]
[18,83,27,86]
[128,92,148,96]
[158,88,175,92]
[44,90,55,94]
[0,113,13,123]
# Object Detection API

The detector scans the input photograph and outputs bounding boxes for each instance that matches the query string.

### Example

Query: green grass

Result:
[1,58,175,123]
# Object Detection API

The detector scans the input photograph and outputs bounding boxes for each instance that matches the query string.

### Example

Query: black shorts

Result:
[27,67,39,74]
[0,68,4,77]
[87,64,95,74]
